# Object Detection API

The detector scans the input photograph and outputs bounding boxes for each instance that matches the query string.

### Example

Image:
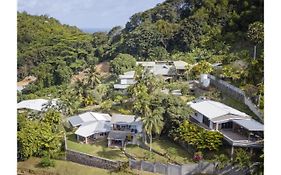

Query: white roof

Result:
[113,84,130,89]
[189,100,248,120]
[173,61,188,70]
[68,112,111,127]
[75,121,111,137]
[17,99,58,112]
[111,114,141,124]
[119,71,135,79]
[136,62,155,67]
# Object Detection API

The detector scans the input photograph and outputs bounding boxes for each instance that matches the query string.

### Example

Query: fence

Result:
[208,75,263,122]
[129,159,249,175]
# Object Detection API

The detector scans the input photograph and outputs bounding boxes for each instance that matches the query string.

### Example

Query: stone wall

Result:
[66,149,123,170]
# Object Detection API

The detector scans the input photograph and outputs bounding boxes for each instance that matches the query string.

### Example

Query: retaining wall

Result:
[208,75,263,121]
[66,149,122,170]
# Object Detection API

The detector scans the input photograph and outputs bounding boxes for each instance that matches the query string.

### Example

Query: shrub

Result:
[40,156,55,167]
[193,151,203,162]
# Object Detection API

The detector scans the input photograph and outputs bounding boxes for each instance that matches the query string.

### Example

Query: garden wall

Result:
[129,159,249,175]
[208,75,263,121]
[65,149,123,170]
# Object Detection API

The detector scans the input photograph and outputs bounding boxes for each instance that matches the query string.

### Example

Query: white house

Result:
[113,60,188,90]
[17,98,59,112]
[188,99,264,157]
[108,114,143,147]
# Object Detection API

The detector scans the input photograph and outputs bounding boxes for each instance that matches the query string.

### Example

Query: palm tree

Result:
[86,65,101,89]
[141,107,164,152]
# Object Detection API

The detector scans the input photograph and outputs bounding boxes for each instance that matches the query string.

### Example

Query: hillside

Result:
[17,0,264,105]
[17,12,96,88]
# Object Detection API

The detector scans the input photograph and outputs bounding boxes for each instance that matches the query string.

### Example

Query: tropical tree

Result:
[141,107,164,152]
[85,65,101,89]
[190,60,213,79]
[234,148,252,168]
[247,22,264,59]
[110,53,136,75]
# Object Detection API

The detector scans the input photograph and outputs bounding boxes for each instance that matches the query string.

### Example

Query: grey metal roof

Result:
[111,114,139,124]
[68,111,111,127]
[107,130,130,140]
[233,119,264,131]
[75,121,111,137]
[68,115,84,127]
[211,114,250,123]
[189,100,249,119]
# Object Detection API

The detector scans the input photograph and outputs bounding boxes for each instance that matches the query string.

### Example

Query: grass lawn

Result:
[125,145,170,164]
[18,157,157,175]
[66,134,127,161]
[151,137,193,164]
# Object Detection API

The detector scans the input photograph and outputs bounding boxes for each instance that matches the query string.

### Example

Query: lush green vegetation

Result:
[17,110,64,161]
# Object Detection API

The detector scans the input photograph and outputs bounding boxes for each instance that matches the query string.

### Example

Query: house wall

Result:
[192,112,204,123]
[120,78,135,85]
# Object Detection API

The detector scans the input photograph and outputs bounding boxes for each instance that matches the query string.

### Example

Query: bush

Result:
[193,151,203,162]
[40,156,55,167]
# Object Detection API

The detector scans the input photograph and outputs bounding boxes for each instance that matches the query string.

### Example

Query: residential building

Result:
[108,114,143,147]
[113,71,136,90]
[17,98,59,112]
[113,60,188,90]
[68,112,143,147]
[68,112,112,144]
[188,99,264,157]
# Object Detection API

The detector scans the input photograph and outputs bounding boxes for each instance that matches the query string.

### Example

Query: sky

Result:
[17,0,165,29]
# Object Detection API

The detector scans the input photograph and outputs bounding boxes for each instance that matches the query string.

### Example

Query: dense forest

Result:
[18,0,264,89]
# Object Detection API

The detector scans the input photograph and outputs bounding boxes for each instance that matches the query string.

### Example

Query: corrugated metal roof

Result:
[233,119,264,131]
[75,121,111,137]
[68,112,111,127]
[189,100,248,119]
[111,114,140,124]
[108,130,130,140]
[17,99,58,112]
[68,115,83,127]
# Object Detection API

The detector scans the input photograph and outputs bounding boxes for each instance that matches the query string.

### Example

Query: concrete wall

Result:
[66,149,122,170]
[129,159,249,175]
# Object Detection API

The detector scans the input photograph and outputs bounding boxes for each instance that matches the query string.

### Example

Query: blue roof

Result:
[233,119,264,131]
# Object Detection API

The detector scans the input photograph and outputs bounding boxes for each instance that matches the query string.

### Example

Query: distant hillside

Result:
[17,12,97,88]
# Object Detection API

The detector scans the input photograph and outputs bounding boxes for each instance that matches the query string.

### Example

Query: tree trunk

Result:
[253,45,257,60]
[150,135,152,152]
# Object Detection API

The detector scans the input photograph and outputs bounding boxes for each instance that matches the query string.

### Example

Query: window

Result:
[202,115,210,127]
[221,122,233,129]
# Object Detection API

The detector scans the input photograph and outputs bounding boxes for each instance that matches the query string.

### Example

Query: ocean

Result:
[80,28,111,34]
